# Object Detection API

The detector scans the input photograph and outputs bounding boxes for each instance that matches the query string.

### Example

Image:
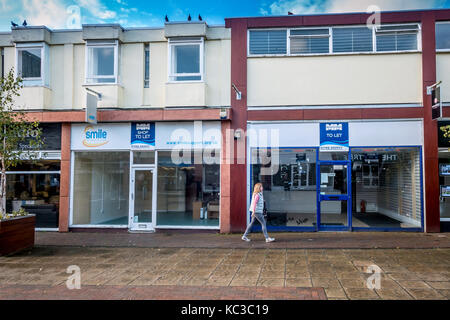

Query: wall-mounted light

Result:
[232,83,242,101]
[234,129,243,140]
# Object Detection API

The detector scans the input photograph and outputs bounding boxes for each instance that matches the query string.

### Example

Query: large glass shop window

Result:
[72,152,130,226]
[251,148,318,228]
[157,151,220,227]
[351,147,422,229]
[6,161,60,229]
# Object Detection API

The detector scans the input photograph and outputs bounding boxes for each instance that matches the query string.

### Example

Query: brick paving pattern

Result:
[1,245,450,300]
[35,231,450,249]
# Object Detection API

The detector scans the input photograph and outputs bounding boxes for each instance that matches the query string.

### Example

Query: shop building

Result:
[0,22,231,232]
[225,9,450,233]
[1,9,449,234]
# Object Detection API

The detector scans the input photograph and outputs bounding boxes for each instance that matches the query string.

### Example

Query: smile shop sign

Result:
[320,122,349,152]
[71,122,221,151]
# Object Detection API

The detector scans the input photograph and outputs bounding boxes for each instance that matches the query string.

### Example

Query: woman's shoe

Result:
[242,236,251,242]
[266,237,275,243]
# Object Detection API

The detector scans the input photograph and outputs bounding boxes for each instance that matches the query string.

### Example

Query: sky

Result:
[1,0,450,31]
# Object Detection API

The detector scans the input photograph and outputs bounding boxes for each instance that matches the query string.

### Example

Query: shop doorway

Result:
[318,161,351,231]
[129,168,156,232]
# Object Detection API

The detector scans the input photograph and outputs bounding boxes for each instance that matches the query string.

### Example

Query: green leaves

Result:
[0,68,45,214]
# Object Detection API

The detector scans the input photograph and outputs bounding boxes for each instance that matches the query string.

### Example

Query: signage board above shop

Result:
[320,122,349,152]
[131,123,155,150]
[18,123,62,151]
[71,123,131,150]
[71,122,222,151]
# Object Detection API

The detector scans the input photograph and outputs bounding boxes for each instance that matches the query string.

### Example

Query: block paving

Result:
[1,245,450,300]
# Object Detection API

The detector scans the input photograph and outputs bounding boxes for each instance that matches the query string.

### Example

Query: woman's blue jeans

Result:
[243,212,269,239]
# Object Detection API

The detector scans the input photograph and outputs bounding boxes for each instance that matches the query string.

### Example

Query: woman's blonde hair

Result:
[253,183,263,196]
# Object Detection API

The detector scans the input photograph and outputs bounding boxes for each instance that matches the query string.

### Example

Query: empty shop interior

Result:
[251,147,423,231]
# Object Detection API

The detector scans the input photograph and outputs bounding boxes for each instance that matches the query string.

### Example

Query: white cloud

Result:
[20,0,68,29]
[268,0,328,15]
[0,0,12,11]
[265,0,447,15]
[75,0,117,20]
[327,0,447,13]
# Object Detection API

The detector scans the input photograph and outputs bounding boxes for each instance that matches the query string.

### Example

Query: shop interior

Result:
[156,151,220,227]
[6,161,60,229]
[439,148,450,220]
[251,147,423,230]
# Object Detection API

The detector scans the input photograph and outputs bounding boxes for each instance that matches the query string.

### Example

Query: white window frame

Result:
[85,40,119,85]
[289,27,331,56]
[168,38,204,83]
[374,23,422,54]
[247,23,422,57]
[436,21,450,53]
[144,43,150,88]
[247,28,289,57]
[15,43,46,84]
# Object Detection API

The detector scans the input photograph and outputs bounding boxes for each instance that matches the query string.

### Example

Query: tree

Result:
[0,69,44,216]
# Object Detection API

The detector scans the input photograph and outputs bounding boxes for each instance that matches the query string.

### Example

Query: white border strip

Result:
[248,104,423,111]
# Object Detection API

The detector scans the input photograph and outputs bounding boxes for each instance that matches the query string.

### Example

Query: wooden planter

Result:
[0,215,35,256]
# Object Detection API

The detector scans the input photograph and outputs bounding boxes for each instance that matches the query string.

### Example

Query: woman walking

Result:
[242,182,275,243]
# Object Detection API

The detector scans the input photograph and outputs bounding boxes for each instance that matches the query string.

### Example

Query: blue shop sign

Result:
[320,122,349,152]
[131,123,155,150]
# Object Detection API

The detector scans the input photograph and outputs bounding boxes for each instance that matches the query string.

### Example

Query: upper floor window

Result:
[169,38,204,82]
[375,24,419,52]
[249,30,287,55]
[1,48,4,79]
[144,44,150,88]
[16,43,48,86]
[248,24,421,57]
[290,28,330,54]
[436,22,450,50]
[332,27,373,53]
[86,40,118,84]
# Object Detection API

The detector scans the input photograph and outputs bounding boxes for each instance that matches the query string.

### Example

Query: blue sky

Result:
[1,0,450,31]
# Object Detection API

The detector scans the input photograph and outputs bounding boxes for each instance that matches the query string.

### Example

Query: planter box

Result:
[0,215,35,256]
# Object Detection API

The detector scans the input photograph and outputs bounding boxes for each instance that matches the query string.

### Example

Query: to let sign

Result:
[320,122,349,152]
[131,123,156,150]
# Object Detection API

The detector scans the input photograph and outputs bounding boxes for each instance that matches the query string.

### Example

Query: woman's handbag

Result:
[263,201,268,220]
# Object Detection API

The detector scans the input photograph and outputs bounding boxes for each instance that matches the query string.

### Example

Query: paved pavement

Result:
[1,245,450,300]
[35,231,450,249]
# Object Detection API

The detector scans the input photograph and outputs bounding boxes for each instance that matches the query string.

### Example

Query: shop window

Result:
[156,151,220,227]
[376,24,419,52]
[290,29,330,54]
[169,38,203,82]
[72,152,129,226]
[436,22,450,50]
[351,147,422,229]
[251,148,317,228]
[332,27,373,53]
[86,40,119,84]
[249,30,287,55]
[6,160,60,229]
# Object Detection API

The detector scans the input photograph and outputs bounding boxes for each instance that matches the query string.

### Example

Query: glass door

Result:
[318,162,351,231]
[129,168,155,231]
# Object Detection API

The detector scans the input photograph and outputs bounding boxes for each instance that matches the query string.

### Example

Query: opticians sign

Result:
[131,123,155,150]
[320,122,349,152]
